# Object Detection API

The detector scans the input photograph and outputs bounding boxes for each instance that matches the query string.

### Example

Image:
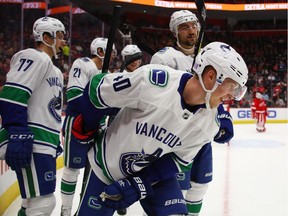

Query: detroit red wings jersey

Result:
[86,64,220,184]
[251,98,268,115]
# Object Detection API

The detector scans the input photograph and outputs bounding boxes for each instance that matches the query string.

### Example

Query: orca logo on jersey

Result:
[48,91,62,123]
[120,148,163,176]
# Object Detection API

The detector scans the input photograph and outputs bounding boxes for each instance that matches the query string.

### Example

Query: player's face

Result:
[110,50,117,61]
[55,31,66,54]
[210,78,240,108]
[177,21,198,49]
[126,59,141,72]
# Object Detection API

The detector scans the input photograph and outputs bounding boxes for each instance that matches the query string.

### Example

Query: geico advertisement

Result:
[230,108,287,121]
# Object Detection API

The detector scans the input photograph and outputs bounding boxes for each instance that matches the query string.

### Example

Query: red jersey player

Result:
[251,92,268,132]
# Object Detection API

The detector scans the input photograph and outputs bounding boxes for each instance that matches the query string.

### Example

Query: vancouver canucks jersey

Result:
[0,48,63,158]
[85,64,220,184]
[150,47,193,72]
[65,57,101,116]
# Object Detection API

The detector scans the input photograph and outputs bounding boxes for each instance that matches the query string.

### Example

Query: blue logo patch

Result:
[45,171,55,181]
[149,69,168,87]
[73,157,82,164]
[176,172,185,181]
[88,197,102,209]
[158,47,169,53]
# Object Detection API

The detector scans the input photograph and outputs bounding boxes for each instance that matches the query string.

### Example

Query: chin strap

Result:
[204,91,212,110]
[198,75,219,110]
[42,39,59,59]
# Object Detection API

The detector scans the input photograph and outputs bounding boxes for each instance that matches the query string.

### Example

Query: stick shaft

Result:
[102,5,122,73]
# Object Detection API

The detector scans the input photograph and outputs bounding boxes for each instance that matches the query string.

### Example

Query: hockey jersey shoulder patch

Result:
[149,69,168,87]
[158,47,169,53]
[81,57,90,62]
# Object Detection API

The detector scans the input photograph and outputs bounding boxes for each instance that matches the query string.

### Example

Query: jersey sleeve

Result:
[81,69,145,130]
[88,69,145,110]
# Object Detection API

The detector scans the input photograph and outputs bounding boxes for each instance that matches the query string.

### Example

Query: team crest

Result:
[48,91,62,123]
[149,69,168,87]
[88,196,102,209]
[120,148,163,176]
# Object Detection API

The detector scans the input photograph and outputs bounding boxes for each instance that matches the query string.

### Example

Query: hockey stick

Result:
[102,5,122,73]
[192,0,207,69]
[78,5,122,204]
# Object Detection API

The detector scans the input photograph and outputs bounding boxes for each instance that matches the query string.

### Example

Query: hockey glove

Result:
[5,126,34,171]
[99,176,153,210]
[56,144,63,158]
[71,115,99,145]
[214,110,234,144]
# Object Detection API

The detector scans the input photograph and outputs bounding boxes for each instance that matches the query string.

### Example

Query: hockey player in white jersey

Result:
[60,37,116,216]
[120,44,143,73]
[0,17,66,216]
[150,10,200,72]
[70,41,248,216]
[151,10,234,215]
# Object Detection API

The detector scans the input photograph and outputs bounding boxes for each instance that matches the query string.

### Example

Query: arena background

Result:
[0,0,287,215]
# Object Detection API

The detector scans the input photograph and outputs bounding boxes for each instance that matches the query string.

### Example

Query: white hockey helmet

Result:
[121,44,142,61]
[193,42,248,106]
[169,10,200,34]
[33,17,66,42]
[90,37,116,59]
